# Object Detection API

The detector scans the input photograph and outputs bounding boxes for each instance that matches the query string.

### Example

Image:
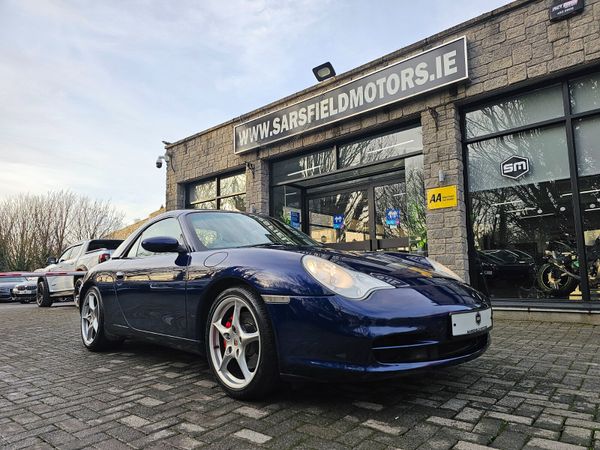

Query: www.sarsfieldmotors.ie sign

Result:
[234,37,468,154]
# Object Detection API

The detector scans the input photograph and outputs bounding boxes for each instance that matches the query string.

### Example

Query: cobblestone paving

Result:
[0,303,599,450]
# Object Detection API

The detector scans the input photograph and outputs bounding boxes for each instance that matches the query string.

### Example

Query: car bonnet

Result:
[263,245,456,288]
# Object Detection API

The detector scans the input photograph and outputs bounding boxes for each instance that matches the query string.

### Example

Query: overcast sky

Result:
[0,0,510,223]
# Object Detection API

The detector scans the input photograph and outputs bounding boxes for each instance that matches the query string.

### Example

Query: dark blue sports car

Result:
[79,210,492,399]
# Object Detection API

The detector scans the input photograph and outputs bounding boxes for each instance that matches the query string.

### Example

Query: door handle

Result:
[115,271,124,281]
[149,284,172,290]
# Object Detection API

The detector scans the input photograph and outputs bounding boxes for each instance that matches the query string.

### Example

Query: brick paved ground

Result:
[0,303,599,450]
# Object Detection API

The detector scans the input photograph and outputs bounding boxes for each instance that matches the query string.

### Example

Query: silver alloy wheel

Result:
[36,282,44,306]
[208,295,261,389]
[81,290,99,346]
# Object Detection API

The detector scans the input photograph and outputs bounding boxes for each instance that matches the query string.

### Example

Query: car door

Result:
[51,244,81,293]
[114,217,189,337]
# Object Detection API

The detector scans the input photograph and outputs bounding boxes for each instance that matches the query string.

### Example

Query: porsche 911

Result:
[78,210,491,399]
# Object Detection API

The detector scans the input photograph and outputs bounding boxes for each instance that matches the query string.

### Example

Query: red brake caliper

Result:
[223,315,233,349]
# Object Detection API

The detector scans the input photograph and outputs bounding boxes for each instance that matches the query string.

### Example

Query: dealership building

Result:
[165,0,600,316]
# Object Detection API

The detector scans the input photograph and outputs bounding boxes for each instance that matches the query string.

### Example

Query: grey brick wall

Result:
[165,0,600,281]
[422,103,470,282]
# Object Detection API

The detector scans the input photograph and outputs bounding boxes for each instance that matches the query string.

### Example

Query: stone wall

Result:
[165,0,600,281]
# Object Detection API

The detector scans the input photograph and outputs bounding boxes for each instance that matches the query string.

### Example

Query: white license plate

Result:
[22,290,33,294]
[451,308,492,337]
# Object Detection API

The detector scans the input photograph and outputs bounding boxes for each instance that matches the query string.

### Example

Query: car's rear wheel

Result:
[80,287,121,351]
[36,280,52,307]
[206,286,279,400]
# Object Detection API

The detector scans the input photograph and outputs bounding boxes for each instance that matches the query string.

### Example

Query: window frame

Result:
[270,121,423,188]
[186,171,246,211]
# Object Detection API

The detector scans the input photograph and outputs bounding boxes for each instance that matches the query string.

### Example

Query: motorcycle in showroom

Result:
[537,238,600,297]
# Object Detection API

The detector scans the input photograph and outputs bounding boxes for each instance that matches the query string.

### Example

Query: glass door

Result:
[373,155,427,252]
[306,156,427,253]
[307,188,370,251]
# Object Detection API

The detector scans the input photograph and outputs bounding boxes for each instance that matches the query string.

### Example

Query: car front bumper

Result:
[265,283,492,381]
[12,292,36,301]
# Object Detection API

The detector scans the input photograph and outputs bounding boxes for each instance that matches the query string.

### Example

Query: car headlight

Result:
[426,257,464,282]
[302,255,394,300]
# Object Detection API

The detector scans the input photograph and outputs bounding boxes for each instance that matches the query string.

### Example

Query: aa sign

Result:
[427,185,458,210]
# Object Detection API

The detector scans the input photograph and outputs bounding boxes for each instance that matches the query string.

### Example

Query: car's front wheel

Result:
[36,280,52,307]
[206,286,279,400]
[80,287,121,351]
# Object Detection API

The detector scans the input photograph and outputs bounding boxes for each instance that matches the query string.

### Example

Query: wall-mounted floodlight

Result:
[312,62,336,82]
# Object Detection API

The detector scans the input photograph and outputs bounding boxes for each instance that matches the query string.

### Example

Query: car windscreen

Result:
[87,240,123,252]
[187,212,320,250]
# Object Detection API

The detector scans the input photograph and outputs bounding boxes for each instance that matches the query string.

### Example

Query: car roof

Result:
[154,209,268,221]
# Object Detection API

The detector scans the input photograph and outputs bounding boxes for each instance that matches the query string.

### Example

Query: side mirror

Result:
[141,236,184,253]
[47,257,57,265]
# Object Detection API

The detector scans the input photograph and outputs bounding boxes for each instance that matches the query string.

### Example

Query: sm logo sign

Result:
[501,155,530,179]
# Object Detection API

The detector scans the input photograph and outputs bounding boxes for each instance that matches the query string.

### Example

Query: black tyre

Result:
[73,277,84,307]
[536,263,578,296]
[205,286,279,400]
[80,286,122,351]
[36,280,53,307]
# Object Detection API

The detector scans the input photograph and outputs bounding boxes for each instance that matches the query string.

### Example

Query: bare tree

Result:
[0,190,124,271]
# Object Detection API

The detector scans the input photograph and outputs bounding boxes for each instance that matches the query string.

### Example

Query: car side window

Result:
[58,247,73,262]
[128,218,184,259]
[125,236,142,259]
[69,244,83,260]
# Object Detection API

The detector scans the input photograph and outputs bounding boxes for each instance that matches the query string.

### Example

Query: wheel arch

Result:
[78,280,95,311]
[196,277,265,342]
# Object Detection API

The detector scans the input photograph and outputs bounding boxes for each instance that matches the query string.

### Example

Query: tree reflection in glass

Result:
[468,125,579,300]
[374,155,427,252]
[308,190,369,245]
[574,115,600,300]
[338,127,423,168]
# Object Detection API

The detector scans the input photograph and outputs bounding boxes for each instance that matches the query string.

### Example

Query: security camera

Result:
[156,154,170,169]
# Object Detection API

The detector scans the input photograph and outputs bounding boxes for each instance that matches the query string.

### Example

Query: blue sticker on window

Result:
[333,214,344,229]
[290,211,300,229]
[385,208,400,226]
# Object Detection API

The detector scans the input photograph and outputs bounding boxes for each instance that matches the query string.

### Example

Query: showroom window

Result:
[465,72,600,303]
[571,71,600,302]
[187,172,246,211]
[271,124,426,253]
